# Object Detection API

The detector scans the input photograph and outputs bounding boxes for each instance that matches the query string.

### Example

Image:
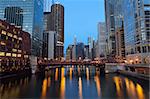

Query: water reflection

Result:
[60,67,65,99]
[94,74,101,97]
[0,66,149,99]
[79,77,82,99]
[113,76,146,99]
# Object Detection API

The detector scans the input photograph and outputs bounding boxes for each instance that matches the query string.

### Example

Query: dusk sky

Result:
[52,0,105,51]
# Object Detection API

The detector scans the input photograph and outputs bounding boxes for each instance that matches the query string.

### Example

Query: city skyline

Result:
[59,0,105,51]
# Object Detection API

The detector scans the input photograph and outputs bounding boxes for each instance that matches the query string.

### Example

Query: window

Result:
[142,46,147,53]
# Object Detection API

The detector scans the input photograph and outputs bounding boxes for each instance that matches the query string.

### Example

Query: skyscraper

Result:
[123,0,150,64]
[97,22,107,58]
[105,0,116,57]
[50,3,64,60]
[4,7,23,28]
[105,0,124,57]
[0,0,44,57]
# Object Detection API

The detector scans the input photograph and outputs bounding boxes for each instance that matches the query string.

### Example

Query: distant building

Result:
[42,31,56,60]
[0,0,44,57]
[76,42,84,60]
[97,22,107,58]
[72,36,77,61]
[88,37,93,59]
[66,45,73,61]
[0,19,31,74]
[84,45,89,59]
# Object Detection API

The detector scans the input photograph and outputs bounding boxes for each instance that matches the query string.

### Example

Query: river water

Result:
[0,65,149,99]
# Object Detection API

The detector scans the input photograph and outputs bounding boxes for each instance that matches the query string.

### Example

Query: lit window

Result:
[7,33,13,37]
[6,53,11,56]
[1,30,6,35]
[0,52,5,56]
[18,37,22,40]
[17,54,21,57]
[0,42,6,45]
[12,53,17,57]
[13,35,18,39]
[18,50,22,53]
[12,49,17,52]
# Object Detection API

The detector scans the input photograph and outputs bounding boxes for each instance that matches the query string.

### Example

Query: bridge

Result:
[36,60,105,73]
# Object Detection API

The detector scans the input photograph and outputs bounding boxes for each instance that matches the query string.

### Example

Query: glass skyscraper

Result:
[105,0,124,57]
[0,0,44,56]
[123,0,150,64]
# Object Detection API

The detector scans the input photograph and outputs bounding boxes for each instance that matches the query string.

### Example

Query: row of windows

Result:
[126,46,150,55]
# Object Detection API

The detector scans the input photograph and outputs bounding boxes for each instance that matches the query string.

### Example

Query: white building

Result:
[97,22,107,58]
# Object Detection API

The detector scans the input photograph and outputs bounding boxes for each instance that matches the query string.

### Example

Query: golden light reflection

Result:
[86,67,89,80]
[60,67,65,99]
[55,68,58,81]
[94,75,101,96]
[78,66,81,75]
[129,80,136,97]
[70,67,73,80]
[41,79,47,97]
[136,84,145,99]
[113,77,123,97]
[79,77,83,99]
[125,78,131,97]
[124,77,145,99]
[48,77,51,87]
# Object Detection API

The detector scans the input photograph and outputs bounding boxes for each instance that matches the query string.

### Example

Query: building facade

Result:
[115,27,125,62]
[42,31,56,60]
[51,3,64,60]
[0,0,44,57]
[97,22,107,58]
[4,7,23,28]
[0,19,31,74]
[105,0,124,58]
[66,45,73,61]
[123,0,150,64]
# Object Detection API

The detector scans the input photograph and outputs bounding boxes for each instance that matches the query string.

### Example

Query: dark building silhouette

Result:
[4,7,23,28]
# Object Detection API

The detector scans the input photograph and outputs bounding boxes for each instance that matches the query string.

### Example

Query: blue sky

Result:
[58,0,105,51]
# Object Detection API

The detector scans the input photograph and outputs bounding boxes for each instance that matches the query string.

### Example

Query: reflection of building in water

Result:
[69,67,73,80]
[114,76,145,99]
[86,67,89,81]
[41,77,51,98]
[113,77,123,97]
[79,77,82,99]
[0,77,29,99]
[94,75,101,97]
[55,68,58,81]
[60,67,65,99]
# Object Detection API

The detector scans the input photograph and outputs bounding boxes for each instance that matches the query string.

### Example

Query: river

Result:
[0,65,149,99]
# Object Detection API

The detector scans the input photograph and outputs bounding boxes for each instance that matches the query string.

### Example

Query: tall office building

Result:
[105,0,116,57]
[97,22,107,58]
[42,31,56,60]
[0,0,44,57]
[4,7,23,28]
[105,0,124,57]
[72,36,77,61]
[115,22,125,61]
[123,0,150,64]
[49,3,64,60]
